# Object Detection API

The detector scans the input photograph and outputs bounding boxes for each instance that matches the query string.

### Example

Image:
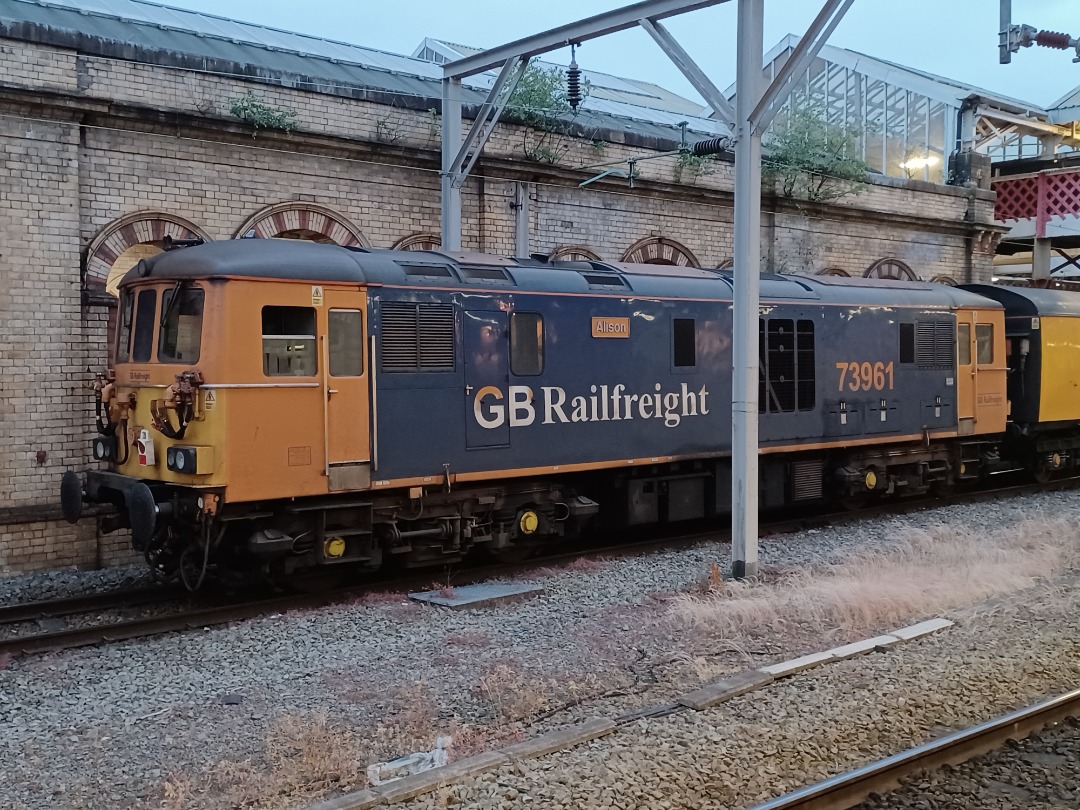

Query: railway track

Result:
[748,688,1080,810]
[0,585,183,626]
[2,473,1077,659]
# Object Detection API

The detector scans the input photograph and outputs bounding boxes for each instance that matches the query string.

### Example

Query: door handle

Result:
[465,385,474,396]
[327,388,339,401]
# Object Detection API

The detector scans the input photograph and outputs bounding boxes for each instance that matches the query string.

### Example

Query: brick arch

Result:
[930,274,958,285]
[393,232,442,252]
[621,237,700,267]
[550,244,602,262]
[85,212,209,298]
[818,267,851,277]
[864,257,918,281]
[233,203,368,247]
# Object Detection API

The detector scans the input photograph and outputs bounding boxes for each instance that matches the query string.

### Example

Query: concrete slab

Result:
[676,669,773,711]
[371,750,509,804]
[408,582,544,609]
[757,650,833,678]
[500,718,617,761]
[890,617,954,641]
[827,635,901,660]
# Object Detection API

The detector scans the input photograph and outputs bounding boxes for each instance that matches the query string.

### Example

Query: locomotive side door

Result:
[955,307,1008,435]
[321,287,371,490]
[955,309,976,434]
[463,310,510,449]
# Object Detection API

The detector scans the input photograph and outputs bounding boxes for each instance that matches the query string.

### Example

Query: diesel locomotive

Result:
[58,239,1080,587]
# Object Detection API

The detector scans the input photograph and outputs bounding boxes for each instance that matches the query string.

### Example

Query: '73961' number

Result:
[836,361,893,392]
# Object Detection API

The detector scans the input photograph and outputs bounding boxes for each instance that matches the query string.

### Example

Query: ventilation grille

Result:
[791,459,824,501]
[916,321,955,369]
[461,266,514,283]
[381,301,455,371]
[402,264,453,278]
[580,272,628,288]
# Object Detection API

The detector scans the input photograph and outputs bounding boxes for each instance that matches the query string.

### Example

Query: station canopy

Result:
[725,35,1080,183]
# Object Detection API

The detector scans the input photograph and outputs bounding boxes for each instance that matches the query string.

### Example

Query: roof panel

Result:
[2,0,727,140]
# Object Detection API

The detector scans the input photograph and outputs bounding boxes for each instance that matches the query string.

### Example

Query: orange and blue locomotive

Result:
[59,238,1080,587]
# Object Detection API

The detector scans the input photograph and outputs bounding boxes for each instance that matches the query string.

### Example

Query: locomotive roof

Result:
[960,284,1080,318]
[126,239,997,308]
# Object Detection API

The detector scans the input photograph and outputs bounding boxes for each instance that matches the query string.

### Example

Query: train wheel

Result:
[484,540,542,564]
[285,569,348,594]
[931,477,956,499]
[837,491,870,511]
[1032,467,1053,485]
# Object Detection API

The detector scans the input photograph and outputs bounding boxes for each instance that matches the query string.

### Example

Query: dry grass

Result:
[674,516,1080,637]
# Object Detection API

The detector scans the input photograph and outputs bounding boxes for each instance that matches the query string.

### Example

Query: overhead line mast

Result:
[440,0,855,579]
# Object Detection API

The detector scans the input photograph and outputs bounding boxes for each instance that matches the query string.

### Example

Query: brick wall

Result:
[0,36,1003,573]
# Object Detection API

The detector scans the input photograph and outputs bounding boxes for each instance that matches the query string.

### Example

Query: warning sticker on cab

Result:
[204,390,217,411]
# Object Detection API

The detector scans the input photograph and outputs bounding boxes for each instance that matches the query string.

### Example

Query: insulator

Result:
[566,61,583,111]
[691,138,730,157]
[1036,30,1073,50]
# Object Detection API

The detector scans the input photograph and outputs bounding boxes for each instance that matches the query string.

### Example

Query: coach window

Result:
[329,310,364,377]
[976,324,994,365]
[158,285,204,363]
[131,289,157,363]
[511,312,544,375]
[116,291,134,363]
[673,318,696,367]
[957,323,972,365]
[262,306,317,376]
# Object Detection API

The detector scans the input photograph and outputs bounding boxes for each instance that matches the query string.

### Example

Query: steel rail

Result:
[747,688,1080,810]
[1,473,1077,657]
[0,585,184,626]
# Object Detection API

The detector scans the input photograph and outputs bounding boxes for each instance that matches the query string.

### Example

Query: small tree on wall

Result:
[763,101,869,202]
[504,63,587,164]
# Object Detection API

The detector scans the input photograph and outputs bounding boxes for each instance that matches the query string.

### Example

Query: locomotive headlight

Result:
[92,437,115,462]
[166,446,213,475]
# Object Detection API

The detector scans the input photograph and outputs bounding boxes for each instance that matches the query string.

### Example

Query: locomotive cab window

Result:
[329,309,364,377]
[116,291,134,363]
[158,284,204,363]
[673,319,696,368]
[510,312,543,376]
[263,306,317,376]
[976,324,994,365]
[131,289,157,363]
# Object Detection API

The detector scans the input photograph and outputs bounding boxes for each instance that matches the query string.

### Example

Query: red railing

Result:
[993,168,1080,237]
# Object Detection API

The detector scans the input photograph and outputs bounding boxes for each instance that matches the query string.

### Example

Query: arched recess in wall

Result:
[716,259,734,270]
[233,203,369,247]
[393,233,442,252]
[864,257,918,281]
[930,274,957,285]
[550,245,602,262]
[621,237,700,267]
[85,212,210,300]
[818,267,850,277]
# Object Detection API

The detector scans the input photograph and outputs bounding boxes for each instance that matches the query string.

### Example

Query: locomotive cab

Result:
[61,241,376,585]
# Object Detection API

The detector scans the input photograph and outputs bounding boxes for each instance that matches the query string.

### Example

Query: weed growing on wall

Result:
[764,100,869,201]
[228,91,299,136]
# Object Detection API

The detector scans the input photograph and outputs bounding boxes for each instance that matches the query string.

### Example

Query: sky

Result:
[140,0,1078,107]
